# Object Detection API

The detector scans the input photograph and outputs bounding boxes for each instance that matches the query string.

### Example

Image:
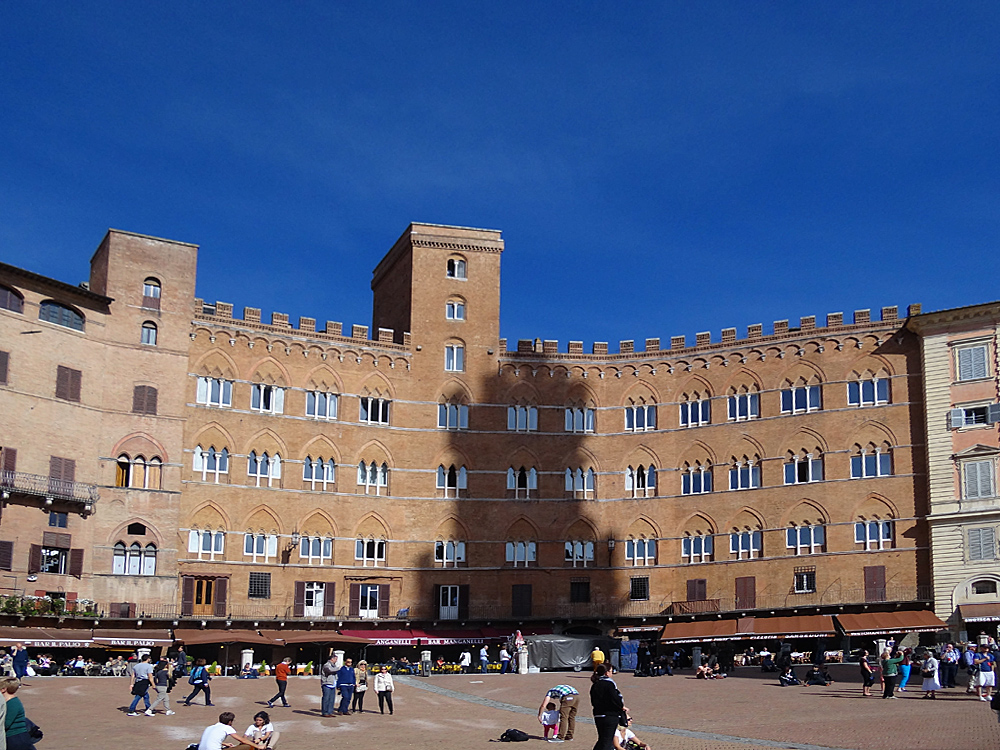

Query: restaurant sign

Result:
[27,640,92,648]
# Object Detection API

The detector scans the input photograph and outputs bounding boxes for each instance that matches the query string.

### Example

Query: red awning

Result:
[173,628,279,645]
[959,603,1000,623]
[0,627,94,648]
[743,615,836,640]
[260,630,374,645]
[92,629,173,647]
[338,629,425,646]
[837,610,948,636]
[420,629,486,646]
[659,620,740,644]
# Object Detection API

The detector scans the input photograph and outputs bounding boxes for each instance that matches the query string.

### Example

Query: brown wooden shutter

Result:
[56,365,69,399]
[0,540,13,571]
[458,584,470,621]
[146,387,158,415]
[2,447,16,473]
[28,544,42,574]
[43,532,71,548]
[0,350,8,384]
[69,548,84,577]
[293,581,306,617]
[181,576,195,616]
[132,386,144,413]
[377,584,390,618]
[214,577,228,616]
[864,565,886,603]
[49,456,75,483]
[433,584,441,618]
[323,582,336,617]
[349,583,361,617]
[735,576,756,609]
[69,368,82,401]
[687,578,707,601]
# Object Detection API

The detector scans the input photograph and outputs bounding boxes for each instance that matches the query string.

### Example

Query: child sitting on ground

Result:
[540,701,560,739]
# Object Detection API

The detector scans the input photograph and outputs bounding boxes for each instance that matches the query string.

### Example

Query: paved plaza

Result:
[14,666,1000,750]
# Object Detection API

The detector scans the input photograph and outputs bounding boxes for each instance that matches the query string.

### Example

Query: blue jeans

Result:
[338,685,355,714]
[322,686,338,715]
[129,691,151,712]
[480,658,488,673]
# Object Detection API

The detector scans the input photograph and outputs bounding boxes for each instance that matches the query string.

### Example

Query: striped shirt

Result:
[547,685,579,698]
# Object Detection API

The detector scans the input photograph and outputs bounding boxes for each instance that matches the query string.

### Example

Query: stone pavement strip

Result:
[12,668,1000,750]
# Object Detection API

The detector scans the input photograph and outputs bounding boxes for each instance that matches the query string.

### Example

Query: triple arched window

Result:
[358,461,389,494]
[193,445,229,482]
[437,464,468,497]
[303,456,336,490]
[625,465,656,498]
[248,451,281,487]
[115,454,162,489]
[507,466,538,498]
[112,542,157,575]
[564,467,596,499]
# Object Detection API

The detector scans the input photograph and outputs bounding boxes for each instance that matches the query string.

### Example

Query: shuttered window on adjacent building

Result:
[132,385,158,415]
[0,540,13,571]
[963,460,997,500]
[55,365,82,402]
[969,527,998,561]
[0,350,8,385]
[957,345,989,381]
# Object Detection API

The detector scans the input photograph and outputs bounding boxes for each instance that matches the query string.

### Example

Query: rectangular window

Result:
[729,464,761,490]
[629,576,650,601]
[793,569,817,593]
[511,583,532,617]
[55,365,82,402]
[851,451,892,478]
[680,399,711,427]
[299,536,333,564]
[447,258,467,279]
[355,538,386,566]
[250,384,284,414]
[564,541,595,567]
[625,538,656,566]
[434,540,467,566]
[848,378,889,406]
[306,391,338,420]
[968,527,998,561]
[40,546,68,574]
[783,457,823,484]
[786,525,825,555]
[359,397,390,425]
[248,571,271,599]
[507,405,538,432]
[963,460,997,500]
[957,344,990,381]
[188,529,225,559]
[727,393,759,421]
[445,300,466,320]
[570,578,590,604]
[780,385,821,414]
[196,377,233,407]
[625,405,656,432]
[505,540,537,567]
[243,533,277,562]
[132,385,158,415]
[681,535,713,564]
[682,468,712,495]
[48,511,68,528]
[444,344,465,371]
[729,531,762,559]
[855,520,894,550]
[438,403,469,430]
[564,407,596,433]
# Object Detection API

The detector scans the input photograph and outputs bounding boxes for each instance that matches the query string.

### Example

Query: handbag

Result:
[132,678,151,696]
[26,717,43,742]
[920,668,934,678]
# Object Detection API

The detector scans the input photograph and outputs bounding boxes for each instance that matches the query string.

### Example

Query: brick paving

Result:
[12,665,1000,749]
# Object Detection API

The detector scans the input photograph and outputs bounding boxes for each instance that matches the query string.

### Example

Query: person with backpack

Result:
[184,659,214,706]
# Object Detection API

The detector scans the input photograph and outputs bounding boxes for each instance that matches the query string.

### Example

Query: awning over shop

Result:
[420,629,486,646]
[743,615,836,639]
[836,610,948,636]
[92,629,173,647]
[659,620,739,644]
[959,603,1000,623]
[173,628,279,646]
[259,630,373,645]
[617,625,663,635]
[0,627,94,648]
[338,629,425,646]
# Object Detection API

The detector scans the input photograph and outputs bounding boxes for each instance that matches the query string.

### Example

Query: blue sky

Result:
[1,2,997,348]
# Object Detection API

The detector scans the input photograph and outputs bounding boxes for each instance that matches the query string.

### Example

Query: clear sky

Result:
[1,2,997,349]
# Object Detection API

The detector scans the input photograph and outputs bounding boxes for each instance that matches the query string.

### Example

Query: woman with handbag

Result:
[352,660,369,713]
[374,665,394,715]
[921,649,941,699]
[183,658,214,706]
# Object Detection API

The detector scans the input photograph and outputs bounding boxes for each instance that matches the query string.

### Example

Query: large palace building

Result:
[1,223,997,650]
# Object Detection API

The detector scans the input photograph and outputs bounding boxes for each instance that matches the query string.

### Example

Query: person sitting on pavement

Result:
[804,664,831,686]
[193,711,264,750]
[613,713,651,750]
[242,711,274,747]
[778,665,801,686]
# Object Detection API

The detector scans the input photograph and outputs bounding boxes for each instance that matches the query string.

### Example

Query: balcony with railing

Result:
[0,470,99,512]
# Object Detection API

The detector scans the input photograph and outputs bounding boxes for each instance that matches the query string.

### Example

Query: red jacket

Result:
[276,662,292,681]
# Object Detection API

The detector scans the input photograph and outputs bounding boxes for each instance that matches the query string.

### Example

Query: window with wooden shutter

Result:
[0,350,8,385]
[957,345,989,381]
[964,460,997,500]
[735,576,756,609]
[43,532,71,548]
[28,544,42,574]
[69,548,84,578]
[49,456,76,482]
[293,581,306,617]
[511,584,532,617]
[458,584,470,620]
[132,385,158,415]
[349,583,361,617]
[323,582,337,617]
[969,527,998,561]
[56,365,82,402]
[1,447,16,479]
[214,577,228,616]
[863,565,886,602]
[181,576,195,616]
[377,583,390,617]
[0,540,13,571]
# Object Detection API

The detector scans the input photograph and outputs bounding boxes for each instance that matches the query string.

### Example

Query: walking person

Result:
[500,647,511,674]
[590,664,627,750]
[146,659,175,716]
[459,650,471,674]
[538,684,579,743]
[127,654,155,716]
[9,647,27,683]
[266,657,292,708]
[974,643,996,702]
[3,677,36,750]
[336,658,356,715]
[374,665,394,715]
[319,654,341,717]
[175,646,187,677]
[480,645,489,674]
[184,658,214,707]
[921,649,941,699]
[880,649,903,699]
[963,643,977,693]
[351,661,368,713]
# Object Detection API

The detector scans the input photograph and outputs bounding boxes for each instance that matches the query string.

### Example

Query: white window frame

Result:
[299,536,333,564]
[729,461,761,490]
[357,461,389,495]
[507,467,537,498]
[780,385,821,414]
[793,570,817,593]
[505,540,536,567]
[243,533,278,563]
[143,280,161,299]
[141,321,157,346]
[729,531,762,559]
[436,464,468,497]
[625,538,656,566]
[447,258,467,279]
[248,451,281,487]
[854,520,894,550]
[359,396,390,425]
[564,467,595,499]
[956,343,990,382]
[625,464,656,498]
[445,300,466,320]
[355,537,386,567]
[303,456,336,490]
[564,407,596,433]
[786,525,825,555]
[564,540,595,567]
[507,405,538,432]
[625,403,656,432]
[196,376,233,407]
[187,529,225,560]
[680,399,711,427]
[851,449,892,478]
[445,344,465,372]
[784,455,824,484]
[250,383,285,414]
[438,402,469,430]
[848,377,889,406]
[681,534,713,564]
[193,445,229,483]
[305,390,338,420]
[435,540,467,567]
[682,465,712,495]
[727,392,760,421]
[963,459,997,500]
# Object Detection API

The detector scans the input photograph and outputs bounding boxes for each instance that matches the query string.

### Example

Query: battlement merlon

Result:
[499,304,921,361]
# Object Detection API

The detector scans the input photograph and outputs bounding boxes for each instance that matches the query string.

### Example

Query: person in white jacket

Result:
[374,665,395,715]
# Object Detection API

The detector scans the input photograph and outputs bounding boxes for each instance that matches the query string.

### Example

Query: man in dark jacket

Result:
[590,664,626,750]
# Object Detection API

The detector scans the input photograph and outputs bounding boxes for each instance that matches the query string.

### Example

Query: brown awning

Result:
[660,620,739,644]
[959,603,1000,623]
[837,610,948,636]
[173,628,278,645]
[743,615,836,639]
[259,630,374,645]
[0,627,94,648]
[92,629,173,647]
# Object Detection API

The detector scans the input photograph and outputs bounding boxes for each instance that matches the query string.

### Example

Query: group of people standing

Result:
[859,642,996,701]
[319,654,395,716]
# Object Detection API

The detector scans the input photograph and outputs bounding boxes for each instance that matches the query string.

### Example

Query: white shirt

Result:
[459,652,471,666]
[244,722,274,741]
[199,722,238,750]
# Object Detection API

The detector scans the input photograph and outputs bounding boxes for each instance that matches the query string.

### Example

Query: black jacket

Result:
[590,676,624,716]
